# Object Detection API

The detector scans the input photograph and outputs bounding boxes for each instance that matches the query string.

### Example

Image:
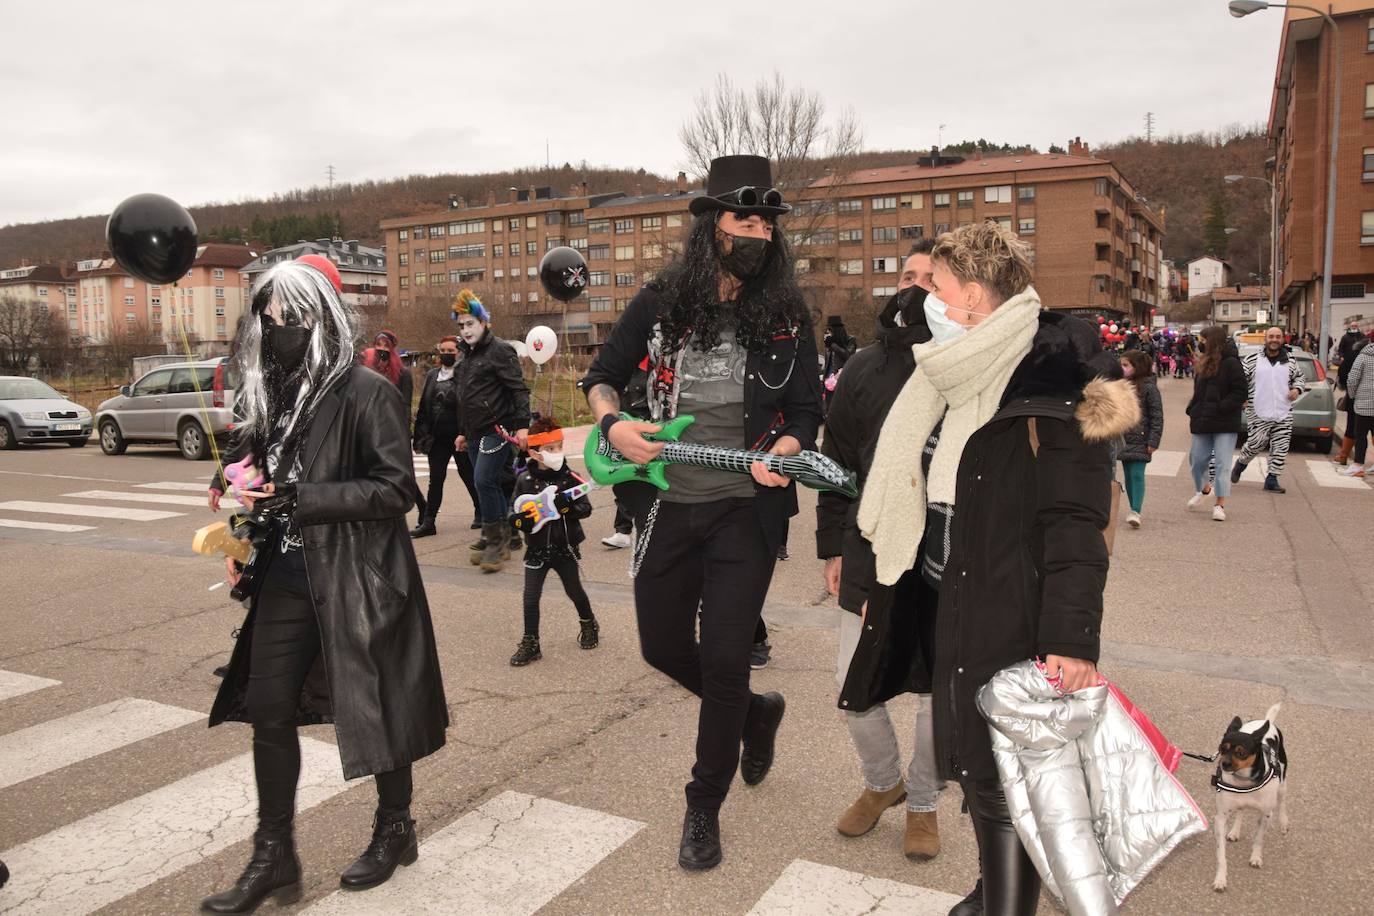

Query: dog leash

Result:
[1181,750,1217,764]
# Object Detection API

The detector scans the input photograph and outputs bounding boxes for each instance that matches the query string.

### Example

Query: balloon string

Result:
[171,280,233,520]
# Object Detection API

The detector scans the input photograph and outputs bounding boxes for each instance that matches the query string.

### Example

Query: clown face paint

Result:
[455,314,484,346]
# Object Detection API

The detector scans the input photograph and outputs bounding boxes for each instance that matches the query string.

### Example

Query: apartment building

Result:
[72,257,154,343]
[240,238,387,312]
[382,144,1166,347]
[0,265,77,330]
[1269,0,1374,335]
[1208,285,1274,332]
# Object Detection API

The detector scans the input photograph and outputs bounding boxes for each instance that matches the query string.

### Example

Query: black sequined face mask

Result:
[263,323,310,373]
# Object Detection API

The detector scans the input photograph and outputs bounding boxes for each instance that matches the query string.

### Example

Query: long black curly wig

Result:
[650,212,810,353]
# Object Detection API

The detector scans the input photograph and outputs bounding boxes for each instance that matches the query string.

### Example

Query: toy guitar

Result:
[585,413,859,499]
[509,481,597,534]
[192,513,272,603]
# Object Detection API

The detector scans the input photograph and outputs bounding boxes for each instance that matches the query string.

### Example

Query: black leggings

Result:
[1352,412,1374,464]
[522,553,594,636]
[247,559,412,836]
[962,778,1041,915]
[424,427,479,521]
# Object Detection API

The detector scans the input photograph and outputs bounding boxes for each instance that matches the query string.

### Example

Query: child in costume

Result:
[506,415,599,665]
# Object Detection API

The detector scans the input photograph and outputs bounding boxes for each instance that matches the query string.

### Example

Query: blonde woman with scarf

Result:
[851,222,1137,915]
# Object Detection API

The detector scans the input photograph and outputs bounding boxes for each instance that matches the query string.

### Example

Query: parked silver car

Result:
[0,376,93,449]
[1237,344,1338,452]
[95,358,239,460]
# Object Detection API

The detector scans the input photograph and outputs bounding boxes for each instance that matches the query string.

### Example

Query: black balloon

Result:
[105,193,199,285]
[539,246,589,302]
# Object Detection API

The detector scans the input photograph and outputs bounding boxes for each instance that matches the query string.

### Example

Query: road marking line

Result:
[64,489,209,507]
[0,670,60,703]
[0,698,203,790]
[0,518,95,533]
[1306,459,1371,489]
[0,470,132,484]
[1143,449,1185,477]
[0,500,182,521]
[135,481,213,492]
[0,738,348,916]
[747,859,964,916]
[301,791,645,915]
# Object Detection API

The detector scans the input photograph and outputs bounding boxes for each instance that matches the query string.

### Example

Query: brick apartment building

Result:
[381,142,1166,348]
[1270,0,1374,337]
[0,265,77,330]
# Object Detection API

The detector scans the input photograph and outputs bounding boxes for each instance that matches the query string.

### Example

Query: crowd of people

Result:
[188,155,1374,916]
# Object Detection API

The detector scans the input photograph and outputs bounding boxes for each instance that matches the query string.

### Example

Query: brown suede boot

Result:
[479,522,507,573]
[836,784,907,837]
[903,810,940,861]
[1334,436,1354,465]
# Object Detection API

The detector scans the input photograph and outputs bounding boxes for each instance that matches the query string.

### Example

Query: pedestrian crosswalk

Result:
[1137,449,1370,490]
[0,478,210,534]
[0,665,967,915]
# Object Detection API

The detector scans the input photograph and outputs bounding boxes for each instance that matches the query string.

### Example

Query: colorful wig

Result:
[451,288,490,324]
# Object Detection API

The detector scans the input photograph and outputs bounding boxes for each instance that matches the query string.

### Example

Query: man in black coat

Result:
[817,240,945,858]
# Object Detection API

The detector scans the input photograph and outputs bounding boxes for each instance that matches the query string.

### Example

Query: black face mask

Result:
[377,348,391,361]
[892,285,929,327]
[264,323,310,373]
[439,353,457,367]
[718,232,770,281]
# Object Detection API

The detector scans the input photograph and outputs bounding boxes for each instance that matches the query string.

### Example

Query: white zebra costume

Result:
[1237,349,1305,478]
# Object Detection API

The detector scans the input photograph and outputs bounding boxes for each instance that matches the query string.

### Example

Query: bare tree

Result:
[0,294,54,374]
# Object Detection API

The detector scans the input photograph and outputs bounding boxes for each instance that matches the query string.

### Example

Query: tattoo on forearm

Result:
[587,383,620,417]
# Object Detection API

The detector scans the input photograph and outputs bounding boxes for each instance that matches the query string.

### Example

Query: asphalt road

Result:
[1,374,1372,915]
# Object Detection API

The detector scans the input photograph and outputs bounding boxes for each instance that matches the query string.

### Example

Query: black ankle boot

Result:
[510,635,542,666]
[578,617,599,650]
[947,878,984,915]
[409,517,437,538]
[200,834,301,913]
[339,813,417,890]
[678,806,722,870]
[740,691,786,786]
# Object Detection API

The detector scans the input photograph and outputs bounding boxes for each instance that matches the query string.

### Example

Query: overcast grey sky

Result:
[0,0,1282,227]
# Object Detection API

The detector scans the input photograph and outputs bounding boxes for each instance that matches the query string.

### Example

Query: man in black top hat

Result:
[580,155,824,870]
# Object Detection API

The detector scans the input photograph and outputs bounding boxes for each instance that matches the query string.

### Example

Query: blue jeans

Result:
[467,434,511,524]
[1189,432,1238,498]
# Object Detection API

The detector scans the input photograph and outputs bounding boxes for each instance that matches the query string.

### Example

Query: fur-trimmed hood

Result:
[1076,377,1141,442]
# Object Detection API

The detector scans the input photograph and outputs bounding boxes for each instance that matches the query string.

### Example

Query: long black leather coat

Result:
[209,366,449,779]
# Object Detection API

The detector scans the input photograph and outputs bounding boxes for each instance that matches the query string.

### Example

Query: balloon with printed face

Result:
[106,193,198,284]
[526,326,557,365]
[511,340,529,359]
[538,246,589,302]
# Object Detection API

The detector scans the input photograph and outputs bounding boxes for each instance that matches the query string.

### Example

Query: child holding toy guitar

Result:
[505,415,599,666]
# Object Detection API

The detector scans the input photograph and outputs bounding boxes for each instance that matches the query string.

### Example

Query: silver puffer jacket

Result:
[977,661,1208,915]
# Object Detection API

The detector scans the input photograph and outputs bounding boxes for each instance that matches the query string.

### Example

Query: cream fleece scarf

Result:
[859,286,1042,585]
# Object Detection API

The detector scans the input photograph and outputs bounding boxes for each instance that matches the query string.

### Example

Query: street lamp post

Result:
[1224,173,1277,319]
[1229,0,1341,365]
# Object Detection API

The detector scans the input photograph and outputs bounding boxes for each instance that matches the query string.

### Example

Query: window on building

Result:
[839,259,864,275]
[415,273,427,286]
[34,286,47,297]
[493,244,503,257]
[872,257,898,273]
[399,276,409,289]
[1018,186,1036,202]
[214,287,225,298]
[1367,16,1374,50]
[934,222,950,235]
[642,243,663,259]
[546,211,563,226]
[528,291,540,303]
[872,286,898,298]
[615,272,635,286]
[956,190,974,208]
[984,185,1012,204]
[900,193,923,209]
[1364,148,1374,181]
[123,277,134,288]
[212,268,225,280]
[1221,303,1231,317]
[424,225,443,238]
[569,237,588,251]
[509,218,520,231]
[1018,218,1036,235]
[839,229,863,244]
[430,250,447,263]
[449,219,486,235]
[215,306,225,316]
[838,199,863,213]
[151,297,160,306]
[616,298,631,310]
[872,226,898,243]
[398,252,408,267]
[642,216,662,230]
[667,213,683,228]
[546,237,564,251]
[123,295,135,305]
[1241,302,1252,315]
[398,229,409,242]
[1362,211,1374,244]
[933,192,951,207]
[614,218,634,233]
[567,210,585,226]
[527,266,537,277]
[588,218,610,233]
[590,244,610,260]
[871,196,897,212]
[900,225,924,240]
[1094,178,1108,196]
[494,268,504,279]
[526,215,537,229]
[615,245,635,260]
[590,297,612,312]
[492,220,502,233]
[511,292,521,303]
[526,241,537,255]
[589,271,610,286]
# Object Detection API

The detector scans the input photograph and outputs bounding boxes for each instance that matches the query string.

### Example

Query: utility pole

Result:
[326,164,336,189]
[1144,112,1156,142]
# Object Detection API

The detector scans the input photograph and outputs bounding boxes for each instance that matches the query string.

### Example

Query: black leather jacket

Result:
[209,367,448,779]
[454,329,531,439]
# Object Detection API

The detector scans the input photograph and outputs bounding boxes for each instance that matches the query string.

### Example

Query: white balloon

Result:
[1109,323,1119,333]
[511,340,529,359]
[526,326,557,365]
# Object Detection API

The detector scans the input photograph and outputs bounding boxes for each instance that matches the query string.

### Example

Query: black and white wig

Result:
[232,260,358,474]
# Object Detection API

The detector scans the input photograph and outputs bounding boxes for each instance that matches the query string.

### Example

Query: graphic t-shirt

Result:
[662,320,754,503]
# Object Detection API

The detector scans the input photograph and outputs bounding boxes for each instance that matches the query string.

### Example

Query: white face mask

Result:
[923,292,967,345]
[537,449,565,471]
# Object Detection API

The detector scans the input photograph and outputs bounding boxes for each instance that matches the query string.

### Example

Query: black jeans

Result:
[1352,412,1374,464]
[523,552,594,636]
[634,497,777,810]
[613,504,634,536]
[961,778,1041,916]
[247,556,412,836]
[424,426,479,521]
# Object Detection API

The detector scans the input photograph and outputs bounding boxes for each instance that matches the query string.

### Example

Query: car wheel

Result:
[99,419,127,455]
[0,420,16,450]
[1319,434,1335,454]
[179,420,208,460]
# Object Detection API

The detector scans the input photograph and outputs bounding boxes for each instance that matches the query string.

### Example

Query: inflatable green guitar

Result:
[584,413,858,498]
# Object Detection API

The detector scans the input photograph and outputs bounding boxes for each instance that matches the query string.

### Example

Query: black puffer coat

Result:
[1186,343,1246,434]
[1119,376,1163,462]
[455,328,531,440]
[209,367,448,779]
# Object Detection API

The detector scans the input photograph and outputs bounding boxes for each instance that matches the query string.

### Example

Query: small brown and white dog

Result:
[1212,703,1289,892]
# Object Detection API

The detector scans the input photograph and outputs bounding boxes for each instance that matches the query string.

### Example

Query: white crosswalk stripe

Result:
[0,518,95,533]
[0,738,349,916]
[1144,449,1186,478]
[63,488,209,507]
[749,859,964,915]
[1306,459,1371,489]
[0,669,60,702]
[302,791,645,915]
[0,500,182,522]
[0,698,202,790]
[135,481,214,492]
